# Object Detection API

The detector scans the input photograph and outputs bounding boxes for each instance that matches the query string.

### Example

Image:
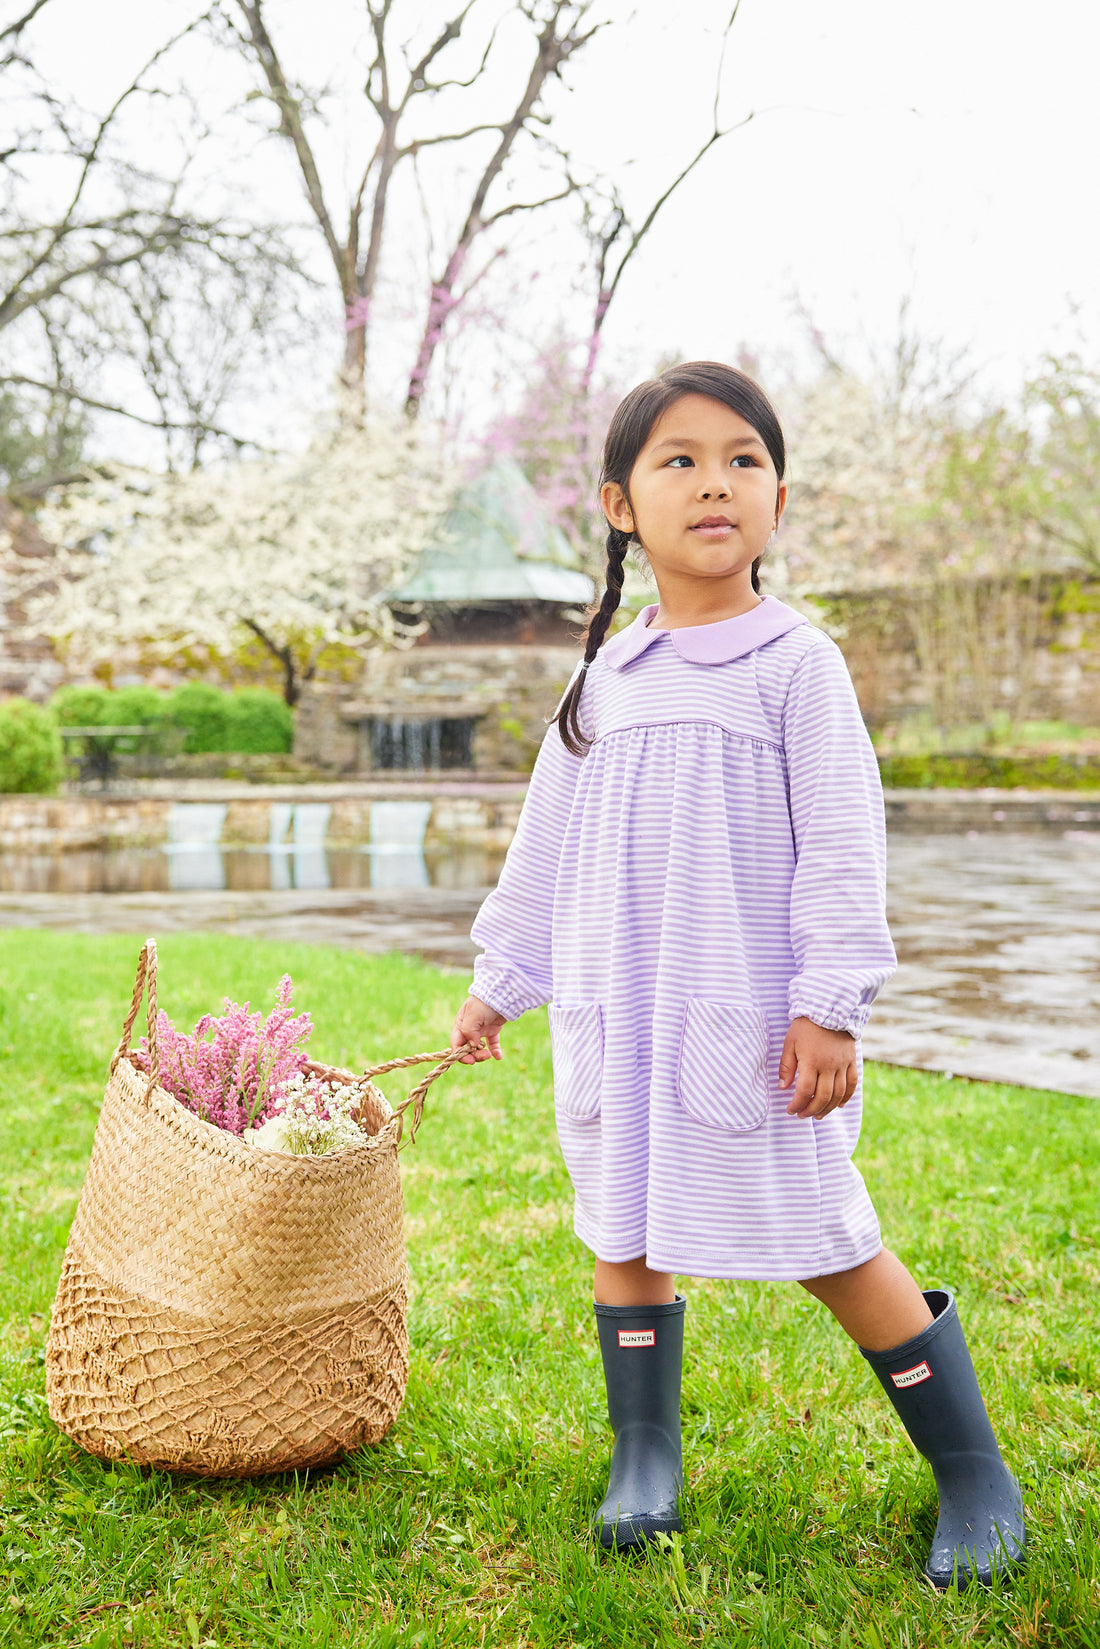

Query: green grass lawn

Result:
[1,931,1097,1648]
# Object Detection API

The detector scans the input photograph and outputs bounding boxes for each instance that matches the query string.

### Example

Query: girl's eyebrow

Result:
[650,434,767,452]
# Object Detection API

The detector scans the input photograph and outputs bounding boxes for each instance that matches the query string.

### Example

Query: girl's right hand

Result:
[451,995,507,1063]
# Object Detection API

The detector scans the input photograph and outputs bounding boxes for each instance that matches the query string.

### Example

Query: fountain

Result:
[368,800,432,888]
[164,803,227,891]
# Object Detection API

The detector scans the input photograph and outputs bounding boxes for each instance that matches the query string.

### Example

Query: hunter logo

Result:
[618,1330,655,1348]
[891,1360,933,1389]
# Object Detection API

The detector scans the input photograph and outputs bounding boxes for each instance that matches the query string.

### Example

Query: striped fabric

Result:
[470,596,897,1281]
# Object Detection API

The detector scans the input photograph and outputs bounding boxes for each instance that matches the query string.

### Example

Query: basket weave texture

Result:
[46,939,466,1478]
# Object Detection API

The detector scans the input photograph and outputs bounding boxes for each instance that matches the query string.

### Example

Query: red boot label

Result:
[891,1360,933,1388]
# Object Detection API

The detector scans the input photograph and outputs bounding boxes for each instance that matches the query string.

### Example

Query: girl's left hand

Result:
[779,1018,859,1118]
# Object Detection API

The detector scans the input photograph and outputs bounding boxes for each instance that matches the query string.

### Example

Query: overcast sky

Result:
[572,0,1100,391]
[13,0,1100,448]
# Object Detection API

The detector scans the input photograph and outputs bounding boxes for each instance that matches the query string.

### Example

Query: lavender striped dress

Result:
[470,596,897,1281]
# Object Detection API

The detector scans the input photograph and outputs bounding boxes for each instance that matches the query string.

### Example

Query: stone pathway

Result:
[863,831,1100,1097]
[1,832,1097,1097]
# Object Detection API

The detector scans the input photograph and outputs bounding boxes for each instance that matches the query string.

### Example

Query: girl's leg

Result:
[798,1247,932,1348]
[594,1255,676,1306]
[800,1248,1024,1590]
[590,1255,683,1550]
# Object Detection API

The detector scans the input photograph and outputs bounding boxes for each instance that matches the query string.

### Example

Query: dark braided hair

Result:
[555,360,786,755]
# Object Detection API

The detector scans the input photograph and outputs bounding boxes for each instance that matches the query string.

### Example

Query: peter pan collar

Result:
[600,594,808,669]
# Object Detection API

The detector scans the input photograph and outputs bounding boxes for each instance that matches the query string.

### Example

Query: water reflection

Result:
[368,799,433,890]
[165,802,227,891]
[0,843,506,894]
[268,802,332,890]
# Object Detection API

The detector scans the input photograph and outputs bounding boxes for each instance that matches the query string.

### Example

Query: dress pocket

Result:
[548,1003,604,1122]
[678,999,770,1132]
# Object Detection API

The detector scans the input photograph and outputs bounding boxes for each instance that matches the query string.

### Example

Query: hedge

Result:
[0,698,64,793]
[48,684,293,755]
[877,752,1100,790]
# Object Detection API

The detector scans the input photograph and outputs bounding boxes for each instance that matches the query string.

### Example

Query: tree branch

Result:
[399,2,479,100]
[396,121,500,156]
[404,2,599,415]
[580,3,750,391]
[0,0,52,42]
[406,8,498,96]
[235,0,344,281]
[349,2,486,382]
[241,615,299,704]
[3,10,216,311]
[0,223,192,330]
[482,179,576,228]
[2,372,256,447]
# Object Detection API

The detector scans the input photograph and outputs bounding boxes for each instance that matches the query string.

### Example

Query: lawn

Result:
[1,931,1097,1648]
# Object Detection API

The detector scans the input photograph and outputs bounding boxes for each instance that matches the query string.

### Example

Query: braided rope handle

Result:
[107,939,477,1138]
[359,1044,479,1146]
[109,937,159,1100]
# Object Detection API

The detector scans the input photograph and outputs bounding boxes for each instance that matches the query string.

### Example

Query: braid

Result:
[751,556,762,594]
[555,526,631,755]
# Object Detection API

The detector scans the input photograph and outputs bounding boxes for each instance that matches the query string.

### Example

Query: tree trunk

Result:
[242,616,299,706]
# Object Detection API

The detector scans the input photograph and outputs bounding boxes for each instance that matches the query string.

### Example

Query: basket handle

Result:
[363,1043,479,1146]
[109,937,159,1100]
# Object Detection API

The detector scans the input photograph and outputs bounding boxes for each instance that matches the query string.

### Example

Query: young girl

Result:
[450,361,1024,1589]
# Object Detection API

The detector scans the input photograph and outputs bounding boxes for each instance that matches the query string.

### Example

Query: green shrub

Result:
[225,689,294,754]
[46,681,293,756]
[166,682,232,753]
[0,698,64,793]
[48,684,114,727]
[109,685,170,729]
[878,752,1100,790]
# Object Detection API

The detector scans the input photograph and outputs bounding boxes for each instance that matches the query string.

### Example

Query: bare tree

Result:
[225,0,602,412]
[4,0,755,462]
[577,3,750,396]
[0,5,313,467]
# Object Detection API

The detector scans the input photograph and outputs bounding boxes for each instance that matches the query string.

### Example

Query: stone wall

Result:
[819,579,1100,731]
[297,581,1100,776]
[3,787,1098,856]
[0,500,64,702]
[0,789,528,852]
[296,642,579,775]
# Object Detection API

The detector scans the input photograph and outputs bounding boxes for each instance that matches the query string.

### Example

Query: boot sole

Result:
[597,1513,683,1551]
[925,1549,1026,1591]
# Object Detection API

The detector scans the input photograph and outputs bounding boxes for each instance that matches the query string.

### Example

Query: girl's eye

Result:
[732,455,759,468]
[666,455,693,468]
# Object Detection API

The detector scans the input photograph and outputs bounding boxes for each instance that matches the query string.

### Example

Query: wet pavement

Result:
[0,832,1097,1098]
[862,831,1100,1098]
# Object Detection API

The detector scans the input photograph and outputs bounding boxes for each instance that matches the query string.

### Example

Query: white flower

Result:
[18,410,448,675]
[244,1114,297,1153]
[246,1073,369,1156]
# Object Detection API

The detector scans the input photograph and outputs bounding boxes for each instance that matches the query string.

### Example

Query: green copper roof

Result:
[389,460,595,605]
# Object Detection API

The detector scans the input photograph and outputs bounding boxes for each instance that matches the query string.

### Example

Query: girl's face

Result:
[601,393,786,599]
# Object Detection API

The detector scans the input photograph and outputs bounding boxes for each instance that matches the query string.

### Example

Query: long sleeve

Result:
[781,637,896,1037]
[470,720,584,1020]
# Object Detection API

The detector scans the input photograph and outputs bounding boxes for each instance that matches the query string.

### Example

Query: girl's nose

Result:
[699,476,732,500]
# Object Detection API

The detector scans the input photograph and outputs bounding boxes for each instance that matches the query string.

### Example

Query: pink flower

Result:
[135,974,316,1135]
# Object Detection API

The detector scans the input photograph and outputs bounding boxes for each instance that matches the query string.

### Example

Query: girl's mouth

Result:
[690,517,735,536]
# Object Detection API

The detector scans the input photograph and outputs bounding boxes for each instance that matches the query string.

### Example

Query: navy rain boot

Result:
[861,1288,1025,1589]
[593,1294,686,1550]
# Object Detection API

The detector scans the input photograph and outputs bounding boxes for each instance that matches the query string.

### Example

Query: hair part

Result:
[554,361,786,755]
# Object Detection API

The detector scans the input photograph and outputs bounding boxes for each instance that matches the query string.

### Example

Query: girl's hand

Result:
[779,1017,859,1118]
[452,995,507,1064]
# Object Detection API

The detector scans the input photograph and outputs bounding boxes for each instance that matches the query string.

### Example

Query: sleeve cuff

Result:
[788,1000,871,1039]
[469,964,545,1022]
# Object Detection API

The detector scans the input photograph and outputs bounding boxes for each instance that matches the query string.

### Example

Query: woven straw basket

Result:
[46,938,470,1478]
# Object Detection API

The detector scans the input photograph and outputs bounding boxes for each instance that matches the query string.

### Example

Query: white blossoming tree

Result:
[21,414,446,705]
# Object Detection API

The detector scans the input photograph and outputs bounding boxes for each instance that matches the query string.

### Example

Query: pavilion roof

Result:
[388,460,594,606]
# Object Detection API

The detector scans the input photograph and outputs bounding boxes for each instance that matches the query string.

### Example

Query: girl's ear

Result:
[601,480,634,536]
[774,480,788,529]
